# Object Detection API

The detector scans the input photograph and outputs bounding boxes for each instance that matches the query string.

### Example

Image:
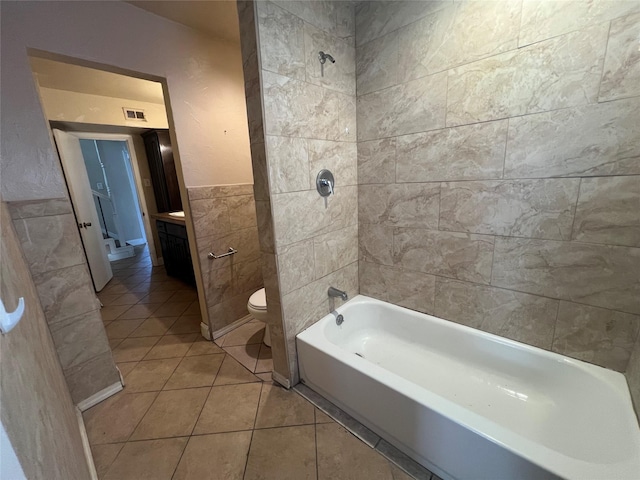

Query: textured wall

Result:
[188,184,263,334]
[1,200,92,480]
[9,198,120,403]
[356,1,640,373]
[238,0,358,384]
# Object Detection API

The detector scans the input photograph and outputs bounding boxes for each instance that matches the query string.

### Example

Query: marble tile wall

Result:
[188,184,263,334]
[9,197,120,403]
[356,0,640,373]
[238,0,358,385]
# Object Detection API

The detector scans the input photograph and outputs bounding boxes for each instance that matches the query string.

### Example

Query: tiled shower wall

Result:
[8,197,120,403]
[356,0,640,382]
[188,184,263,334]
[238,0,358,384]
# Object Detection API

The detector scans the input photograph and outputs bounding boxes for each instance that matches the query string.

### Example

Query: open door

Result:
[53,129,113,291]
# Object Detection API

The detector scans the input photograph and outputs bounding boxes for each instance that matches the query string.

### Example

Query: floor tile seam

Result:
[161,353,223,391]
[242,378,263,480]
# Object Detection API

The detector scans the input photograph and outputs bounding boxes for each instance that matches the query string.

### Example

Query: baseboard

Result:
[77,381,123,412]
[272,371,291,389]
[200,322,211,340]
[126,238,146,246]
[76,408,98,480]
[211,314,252,340]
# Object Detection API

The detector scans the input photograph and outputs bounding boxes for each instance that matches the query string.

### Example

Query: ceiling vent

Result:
[123,107,146,121]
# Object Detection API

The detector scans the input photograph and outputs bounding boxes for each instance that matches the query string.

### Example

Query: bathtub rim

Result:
[296,294,640,480]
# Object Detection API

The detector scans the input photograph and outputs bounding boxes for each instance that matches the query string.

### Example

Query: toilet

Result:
[247,288,271,347]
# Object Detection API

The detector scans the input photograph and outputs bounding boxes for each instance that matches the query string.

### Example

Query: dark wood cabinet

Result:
[142,129,182,213]
[156,220,195,285]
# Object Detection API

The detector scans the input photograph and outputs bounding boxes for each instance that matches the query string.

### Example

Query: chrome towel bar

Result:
[208,247,237,260]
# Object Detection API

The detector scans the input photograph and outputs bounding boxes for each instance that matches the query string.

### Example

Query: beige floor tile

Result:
[167,315,201,334]
[130,388,209,440]
[143,334,198,360]
[108,338,123,350]
[83,392,157,445]
[172,431,252,480]
[224,344,260,372]
[186,339,224,356]
[213,355,261,385]
[117,362,138,376]
[98,294,124,307]
[103,437,188,480]
[219,321,264,346]
[317,422,394,480]
[129,316,178,337]
[169,290,198,303]
[315,409,334,424]
[110,293,145,306]
[193,383,262,435]
[163,354,225,390]
[244,425,317,480]
[255,344,273,373]
[138,291,172,304]
[123,358,181,392]
[183,300,202,315]
[255,372,273,382]
[113,336,161,363]
[155,301,191,317]
[255,383,315,429]
[105,319,146,339]
[152,281,184,292]
[118,303,163,320]
[101,284,131,295]
[128,282,154,294]
[91,443,124,479]
[100,305,130,321]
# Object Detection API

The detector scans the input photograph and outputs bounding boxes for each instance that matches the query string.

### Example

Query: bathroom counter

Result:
[151,212,186,226]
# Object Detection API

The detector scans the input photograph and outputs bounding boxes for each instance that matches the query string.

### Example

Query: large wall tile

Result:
[227,195,257,231]
[355,0,450,47]
[33,264,100,324]
[265,136,309,194]
[492,238,640,315]
[335,1,355,42]
[313,224,359,278]
[254,200,275,254]
[50,309,112,371]
[208,290,255,332]
[277,239,315,295]
[64,351,121,404]
[13,214,86,275]
[187,184,255,201]
[599,12,640,101]
[447,24,608,126]
[505,98,640,178]
[358,183,439,228]
[626,337,640,419]
[272,185,357,248]
[360,261,435,314]
[9,197,72,219]
[359,223,394,266]
[357,72,447,141]
[304,23,356,95]
[257,1,306,80]
[233,257,263,295]
[434,278,559,349]
[272,0,336,34]
[398,0,520,81]
[197,227,261,272]
[307,140,357,189]
[395,120,507,182]
[519,0,640,47]
[572,176,640,247]
[393,229,494,284]
[356,30,399,95]
[201,264,233,307]
[440,178,580,240]
[281,262,358,336]
[191,198,230,239]
[357,138,395,185]
[552,301,640,372]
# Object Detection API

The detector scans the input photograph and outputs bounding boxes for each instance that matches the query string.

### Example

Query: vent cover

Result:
[123,107,146,121]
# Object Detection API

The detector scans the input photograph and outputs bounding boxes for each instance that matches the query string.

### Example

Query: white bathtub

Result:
[297,295,640,480]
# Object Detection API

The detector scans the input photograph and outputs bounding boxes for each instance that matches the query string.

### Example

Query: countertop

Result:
[151,212,186,226]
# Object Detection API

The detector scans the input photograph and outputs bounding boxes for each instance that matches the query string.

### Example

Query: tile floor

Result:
[88,246,424,479]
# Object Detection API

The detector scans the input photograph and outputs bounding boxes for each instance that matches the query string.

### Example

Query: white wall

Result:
[0,1,253,201]
[39,87,169,129]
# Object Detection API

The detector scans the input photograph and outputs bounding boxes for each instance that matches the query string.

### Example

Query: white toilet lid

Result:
[248,288,267,310]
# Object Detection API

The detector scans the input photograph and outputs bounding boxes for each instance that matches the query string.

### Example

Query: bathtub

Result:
[297,295,640,480]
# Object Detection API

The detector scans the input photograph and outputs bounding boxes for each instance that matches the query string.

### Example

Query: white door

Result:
[53,129,113,291]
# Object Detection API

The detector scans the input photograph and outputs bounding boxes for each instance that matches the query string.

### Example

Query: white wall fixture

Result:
[0,298,25,334]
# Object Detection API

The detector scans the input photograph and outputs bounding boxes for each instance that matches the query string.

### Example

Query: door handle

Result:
[83,222,92,228]
[78,223,84,229]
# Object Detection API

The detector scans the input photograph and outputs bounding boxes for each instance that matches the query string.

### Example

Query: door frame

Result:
[62,131,160,266]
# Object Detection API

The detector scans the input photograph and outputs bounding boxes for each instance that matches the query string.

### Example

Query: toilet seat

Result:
[248,288,266,311]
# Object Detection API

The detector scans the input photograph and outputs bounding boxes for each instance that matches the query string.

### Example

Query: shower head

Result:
[318,51,335,64]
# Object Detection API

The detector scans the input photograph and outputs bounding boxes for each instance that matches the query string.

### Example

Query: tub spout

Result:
[328,287,348,301]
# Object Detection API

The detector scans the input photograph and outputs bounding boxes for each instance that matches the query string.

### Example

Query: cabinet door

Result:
[143,131,171,212]
[156,130,182,212]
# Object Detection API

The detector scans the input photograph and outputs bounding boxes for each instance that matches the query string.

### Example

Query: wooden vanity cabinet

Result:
[156,220,195,285]
[142,129,182,213]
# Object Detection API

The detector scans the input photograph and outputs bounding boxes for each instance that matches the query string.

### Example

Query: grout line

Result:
[568,177,583,241]
[596,20,613,102]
